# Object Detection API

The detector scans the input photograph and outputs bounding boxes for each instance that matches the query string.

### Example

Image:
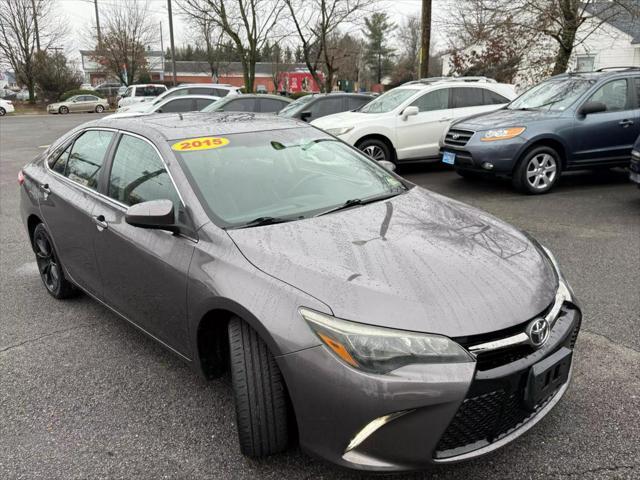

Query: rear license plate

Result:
[524,347,572,410]
[442,151,456,165]
[630,172,640,184]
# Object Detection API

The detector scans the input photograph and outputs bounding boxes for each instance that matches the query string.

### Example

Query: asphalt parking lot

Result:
[1,113,639,480]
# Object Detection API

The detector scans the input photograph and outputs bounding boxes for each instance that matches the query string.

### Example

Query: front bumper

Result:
[630,151,640,187]
[278,304,581,472]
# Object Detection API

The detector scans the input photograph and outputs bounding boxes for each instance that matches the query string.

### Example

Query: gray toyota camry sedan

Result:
[19,112,581,472]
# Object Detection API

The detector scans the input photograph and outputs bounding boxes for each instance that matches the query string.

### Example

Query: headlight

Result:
[300,308,473,374]
[632,150,640,159]
[325,126,354,136]
[480,127,526,142]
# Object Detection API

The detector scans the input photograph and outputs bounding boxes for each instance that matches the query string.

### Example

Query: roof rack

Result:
[596,66,640,72]
[404,76,497,85]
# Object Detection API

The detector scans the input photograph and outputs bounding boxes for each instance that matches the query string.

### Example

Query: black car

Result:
[630,134,640,188]
[278,93,374,122]
[440,68,640,194]
[201,94,293,113]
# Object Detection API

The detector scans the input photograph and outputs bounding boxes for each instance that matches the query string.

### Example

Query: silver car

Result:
[19,113,581,472]
[47,95,109,114]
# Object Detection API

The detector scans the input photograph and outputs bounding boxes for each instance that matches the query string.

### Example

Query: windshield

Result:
[358,88,420,113]
[173,127,406,227]
[508,78,595,111]
[277,95,315,116]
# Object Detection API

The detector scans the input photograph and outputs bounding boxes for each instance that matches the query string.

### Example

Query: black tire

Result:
[32,223,76,299]
[59,106,69,114]
[95,104,104,113]
[0,107,6,116]
[228,317,289,457]
[512,145,561,194]
[356,138,393,163]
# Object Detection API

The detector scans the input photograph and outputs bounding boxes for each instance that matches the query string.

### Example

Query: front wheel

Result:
[356,138,392,163]
[0,107,6,116]
[513,146,560,194]
[228,317,289,457]
[59,106,69,114]
[95,104,105,113]
[32,223,76,299]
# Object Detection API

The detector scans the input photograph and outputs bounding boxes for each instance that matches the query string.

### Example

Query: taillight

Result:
[18,170,25,186]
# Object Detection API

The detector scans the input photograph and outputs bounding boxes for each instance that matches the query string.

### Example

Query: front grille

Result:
[475,344,534,371]
[444,128,475,147]
[630,156,639,173]
[435,385,558,458]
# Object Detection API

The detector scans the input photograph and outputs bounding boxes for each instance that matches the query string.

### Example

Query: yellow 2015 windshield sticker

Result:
[172,137,229,151]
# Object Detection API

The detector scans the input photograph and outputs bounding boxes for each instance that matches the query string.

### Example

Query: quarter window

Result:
[64,130,114,189]
[410,89,449,112]
[587,79,629,112]
[108,135,179,207]
[51,144,72,173]
[260,98,287,112]
[159,98,194,113]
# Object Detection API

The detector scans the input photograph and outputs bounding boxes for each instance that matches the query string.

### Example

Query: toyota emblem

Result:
[526,318,550,348]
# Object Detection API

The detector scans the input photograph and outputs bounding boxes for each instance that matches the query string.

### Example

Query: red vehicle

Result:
[278,71,322,94]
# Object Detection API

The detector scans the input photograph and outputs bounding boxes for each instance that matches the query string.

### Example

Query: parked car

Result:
[19,112,580,472]
[79,83,94,91]
[0,98,15,115]
[630,134,640,188]
[47,94,109,114]
[0,88,17,100]
[93,82,123,98]
[106,95,220,119]
[278,93,374,123]
[201,94,292,113]
[440,68,640,194]
[117,84,168,108]
[311,77,516,164]
[117,83,241,112]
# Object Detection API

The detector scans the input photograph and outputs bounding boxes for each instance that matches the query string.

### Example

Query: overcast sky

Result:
[57,0,442,58]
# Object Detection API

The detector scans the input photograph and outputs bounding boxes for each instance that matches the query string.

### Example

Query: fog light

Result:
[482,162,494,170]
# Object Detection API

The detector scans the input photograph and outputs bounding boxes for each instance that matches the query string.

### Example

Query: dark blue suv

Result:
[440,68,640,193]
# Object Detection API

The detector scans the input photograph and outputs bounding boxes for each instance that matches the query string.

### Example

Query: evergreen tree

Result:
[363,12,395,84]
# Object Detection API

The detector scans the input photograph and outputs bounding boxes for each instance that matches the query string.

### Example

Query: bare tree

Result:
[183,13,231,79]
[0,0,66,102]
[283,0,373,92]
[398,14,420,79]
[179,0,286,92]
[92,1,157,85]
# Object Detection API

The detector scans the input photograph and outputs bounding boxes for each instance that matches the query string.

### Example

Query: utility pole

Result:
[167,0,178,86]
[159,22,165,81]
[31,0,41,51]
[94,0,102,47]
[420,0,432,78]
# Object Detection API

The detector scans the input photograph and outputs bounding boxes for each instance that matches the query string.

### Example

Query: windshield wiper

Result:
[236,216,293,228]
[315,192,402,217]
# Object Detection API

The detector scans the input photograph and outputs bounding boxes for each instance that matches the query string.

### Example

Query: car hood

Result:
[454,108,565,130]
[311,110,385,128]
[227,187,557,337]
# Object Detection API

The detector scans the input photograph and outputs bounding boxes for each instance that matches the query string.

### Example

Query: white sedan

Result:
[0,98,15,116]
[311,77,516,165]
[106,95,220,119]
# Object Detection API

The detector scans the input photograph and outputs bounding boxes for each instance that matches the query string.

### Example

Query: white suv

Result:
[117,84,241,112]
[117,84,168,108]
[311,77,516,164]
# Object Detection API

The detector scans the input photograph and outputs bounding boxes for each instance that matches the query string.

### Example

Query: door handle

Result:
[39,183,51,194]
[92,215,108,231]
[619,119,634,127]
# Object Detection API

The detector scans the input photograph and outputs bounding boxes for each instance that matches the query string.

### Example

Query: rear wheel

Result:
[513,146,560,194]
[228,317,289,457]
[32,223,76,299]
[356,138,392,163]
[95,105,104,113]
[59,106,69,114]
[0,107,6,116]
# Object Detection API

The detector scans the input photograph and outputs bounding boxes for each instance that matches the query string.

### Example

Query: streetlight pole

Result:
[167,0,178,86]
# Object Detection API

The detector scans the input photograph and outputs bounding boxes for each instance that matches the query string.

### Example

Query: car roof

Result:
[223,94,291,101]
[87,112,305,141]
[550,67,640,81]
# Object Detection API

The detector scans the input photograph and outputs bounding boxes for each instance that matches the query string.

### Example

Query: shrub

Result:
[60,89,105,101]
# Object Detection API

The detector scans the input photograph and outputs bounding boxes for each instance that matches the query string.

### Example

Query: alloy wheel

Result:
[34,230,61,293]
[96,105,104,113]
[361,145,387,162]
[0,107,5,116]
[526,153,557,190]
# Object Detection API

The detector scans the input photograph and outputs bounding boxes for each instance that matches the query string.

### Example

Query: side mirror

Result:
[378,160,396,172]
[155,108,163,113]
[580,101,607,116]
[125,199,178,232]
[402,106,419,120]
[300,110,312,122]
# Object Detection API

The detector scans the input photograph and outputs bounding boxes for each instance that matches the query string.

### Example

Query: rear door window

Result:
[195,98,216,110]
[309,97,343,118]
[64,130,115,190]
[189,87,217,96]
[159,98,195,113]
[221,98,258,112]
[214,88,230,97]
[108,135,179,207]
[587,79,630,111]
[259,98,287,112]
[451,87,484,108]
